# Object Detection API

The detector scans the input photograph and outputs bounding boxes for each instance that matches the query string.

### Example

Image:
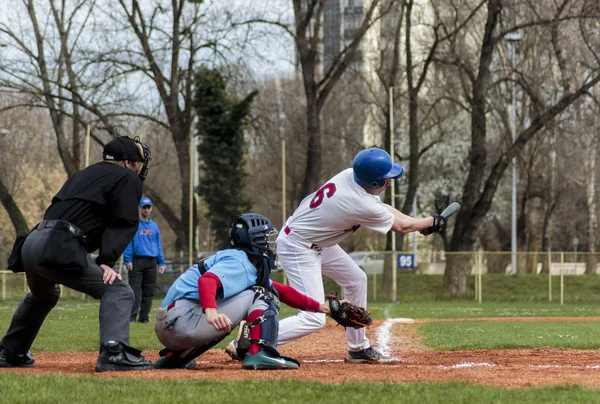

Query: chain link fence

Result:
[1,251,598,303]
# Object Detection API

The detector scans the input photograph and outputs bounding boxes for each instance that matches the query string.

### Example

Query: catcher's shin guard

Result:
[236,297,280,359]
[237,303,300,370]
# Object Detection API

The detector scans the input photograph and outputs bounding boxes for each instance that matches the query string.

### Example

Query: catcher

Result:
[154,213,371,370]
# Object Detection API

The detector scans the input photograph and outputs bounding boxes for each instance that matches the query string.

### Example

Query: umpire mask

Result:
[133,136,152,182]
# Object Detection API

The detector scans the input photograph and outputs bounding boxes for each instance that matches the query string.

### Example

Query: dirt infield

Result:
[3,318,600,388]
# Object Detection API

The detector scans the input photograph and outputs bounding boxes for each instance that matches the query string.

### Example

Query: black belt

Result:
[39,220,85,238]
[133,255,156,260]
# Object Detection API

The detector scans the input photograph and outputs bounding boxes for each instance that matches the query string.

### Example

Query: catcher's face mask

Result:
[266,228,278,255]
[133,136,152,182]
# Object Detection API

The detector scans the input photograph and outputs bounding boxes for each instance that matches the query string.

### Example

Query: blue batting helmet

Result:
[353,148,404,189]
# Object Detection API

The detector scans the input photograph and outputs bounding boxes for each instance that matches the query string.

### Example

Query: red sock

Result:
[247,310,262,355]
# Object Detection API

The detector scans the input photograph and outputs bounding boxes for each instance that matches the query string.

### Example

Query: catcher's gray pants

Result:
[0,226,134,355]
[155,290,268,351]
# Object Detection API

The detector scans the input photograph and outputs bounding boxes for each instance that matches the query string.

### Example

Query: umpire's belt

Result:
[39,220,85,239]
[36,220,88,271]
[283,226,322,252]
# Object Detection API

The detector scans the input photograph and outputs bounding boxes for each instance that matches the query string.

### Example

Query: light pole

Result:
[412,196,417,266]
[389,86,407,300]
[573,236,579,273]
[388,87,397,301]
[505,32,521,275]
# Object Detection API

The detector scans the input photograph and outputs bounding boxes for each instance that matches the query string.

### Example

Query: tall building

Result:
[321,0,383,146]
[323,0,366,73]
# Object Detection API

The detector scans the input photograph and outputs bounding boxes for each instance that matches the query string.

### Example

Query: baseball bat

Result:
[440,202,460,218]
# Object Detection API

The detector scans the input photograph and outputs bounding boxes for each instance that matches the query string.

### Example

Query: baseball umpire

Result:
[0,135,154,372]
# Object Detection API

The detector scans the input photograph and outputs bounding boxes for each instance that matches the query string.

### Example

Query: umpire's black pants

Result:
[128,257,157,322]
[0,226,134,355]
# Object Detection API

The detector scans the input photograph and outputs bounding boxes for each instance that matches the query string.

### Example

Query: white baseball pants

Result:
[276,228,370,351]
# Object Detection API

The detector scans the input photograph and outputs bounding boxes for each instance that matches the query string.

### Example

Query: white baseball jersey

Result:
[285,168,394,247]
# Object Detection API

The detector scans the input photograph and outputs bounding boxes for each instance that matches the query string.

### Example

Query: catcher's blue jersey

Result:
[160,249,272,308]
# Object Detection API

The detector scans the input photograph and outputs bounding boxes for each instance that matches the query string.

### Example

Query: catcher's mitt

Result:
[325,293,372,329]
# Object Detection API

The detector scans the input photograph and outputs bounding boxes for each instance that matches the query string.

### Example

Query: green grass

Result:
[419,321,600,350]
[0,299,599,352]
[1,374,600,404]
[360,273,600,303]
[3,299,600,402]
[364,301,600,319]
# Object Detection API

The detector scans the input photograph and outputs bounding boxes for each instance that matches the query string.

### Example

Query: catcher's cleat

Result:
[242,350,299,370]
[0,347,34,368]
[345,347,391,364]
[153,354,196,369]
[225,339,241,361]
[95,341,153,372]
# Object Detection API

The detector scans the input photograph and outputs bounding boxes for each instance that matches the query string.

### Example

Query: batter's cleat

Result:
[345,347,390,364]
[242,351,299,370]
[0,347,34,368]
[95,341,153,372]
[153,353,197,369]
[225,339,241,361]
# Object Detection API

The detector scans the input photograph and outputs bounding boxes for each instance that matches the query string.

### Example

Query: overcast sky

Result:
[231,0,296,78]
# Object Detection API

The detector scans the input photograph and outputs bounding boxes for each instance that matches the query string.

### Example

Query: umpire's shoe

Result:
[95,341,153,372]
[0,347,34,368]
[345,347,391,364]
[242,350,299,370]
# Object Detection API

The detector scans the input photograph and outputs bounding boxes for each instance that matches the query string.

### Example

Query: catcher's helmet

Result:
[228,213,277,256]
[352,148,404,189]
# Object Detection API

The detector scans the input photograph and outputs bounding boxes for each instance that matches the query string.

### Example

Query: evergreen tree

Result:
[193,67,257,248]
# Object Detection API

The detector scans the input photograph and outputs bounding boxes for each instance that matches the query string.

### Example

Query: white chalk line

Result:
[438,363,600,370]
[304,316,412,363]
[213,318,600,370]
[373,318,600,370]
[300,360,600,369]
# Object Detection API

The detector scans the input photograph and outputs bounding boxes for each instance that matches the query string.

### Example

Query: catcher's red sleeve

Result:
[272,281,321,312]
[198,272,221,311]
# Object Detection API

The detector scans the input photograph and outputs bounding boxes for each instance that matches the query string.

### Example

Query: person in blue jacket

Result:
[124,197,166,323]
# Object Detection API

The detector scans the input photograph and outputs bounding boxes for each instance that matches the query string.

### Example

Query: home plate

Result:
[388,318,415,324]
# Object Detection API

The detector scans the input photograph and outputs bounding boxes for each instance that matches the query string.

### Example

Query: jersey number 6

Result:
[309,183,337,209]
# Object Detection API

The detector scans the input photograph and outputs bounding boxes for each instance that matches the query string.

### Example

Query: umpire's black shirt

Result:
[43,162,143,268]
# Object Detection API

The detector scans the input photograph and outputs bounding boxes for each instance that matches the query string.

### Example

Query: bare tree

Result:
[89,0,274,250]
[443,0,600,293]
[291,0,389,195]
[0,0,98,176]
[0,105,65,241]
[0,0,104,236]
[357,0,482,297]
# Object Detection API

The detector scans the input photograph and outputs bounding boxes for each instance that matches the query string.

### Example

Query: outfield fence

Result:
[1,251,598,303]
